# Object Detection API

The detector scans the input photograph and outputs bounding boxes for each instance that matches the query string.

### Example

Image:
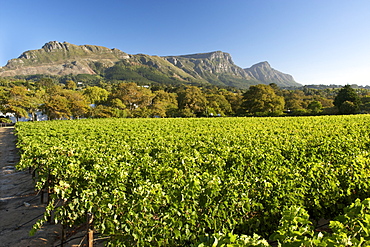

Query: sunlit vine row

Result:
[15,115,370,246]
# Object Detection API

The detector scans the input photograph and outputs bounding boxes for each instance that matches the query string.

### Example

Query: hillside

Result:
[0,41,129,77]
[0,41,301,88]
[164,51,261,88]
[244,61,301,87]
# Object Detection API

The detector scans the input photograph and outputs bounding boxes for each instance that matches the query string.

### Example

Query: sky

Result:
[1,0,370,86]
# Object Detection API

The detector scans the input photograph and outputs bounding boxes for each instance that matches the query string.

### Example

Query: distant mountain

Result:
[0,41,129,76]
[0,41,301,88]
[164,51,261,88]
[244,61,301,87]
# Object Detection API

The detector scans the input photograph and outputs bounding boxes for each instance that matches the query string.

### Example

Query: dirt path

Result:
[0,127,60,247]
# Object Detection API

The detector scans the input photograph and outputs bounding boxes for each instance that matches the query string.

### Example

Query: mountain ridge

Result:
[0,41,301,88]
[244,61,298,87]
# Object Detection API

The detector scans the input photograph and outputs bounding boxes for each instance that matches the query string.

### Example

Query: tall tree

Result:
[283,90,306,112]
[5,86,30,121]
[206,94,232,116]
[334,85,360,114]
[42,94,71,120]
[112,82,154,111]
[150,90,178,117]
[26,89,45,121]
[220,89,243,115]
[0,86,10,113]
[64,90,89,119]
[65,80,77,90]
[35,78,55,89]
[177,86,208,116]
[83,86,109,105]
[307,100,323,115]
[241,84,285,115]
[42,86,89,119]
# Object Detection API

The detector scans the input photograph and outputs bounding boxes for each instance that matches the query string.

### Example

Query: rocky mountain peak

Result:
[164,51,239,74]
[244,61,300,87]
[1,41,130,76]
[250,61,271,68]
[40,41,70,52]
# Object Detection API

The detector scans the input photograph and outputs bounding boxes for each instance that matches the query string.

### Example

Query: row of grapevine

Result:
[15,115,370,246]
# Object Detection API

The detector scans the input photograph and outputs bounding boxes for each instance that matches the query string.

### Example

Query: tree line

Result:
[0,77,369,122]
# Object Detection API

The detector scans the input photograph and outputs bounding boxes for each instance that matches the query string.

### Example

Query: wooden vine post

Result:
[87,213,94,247]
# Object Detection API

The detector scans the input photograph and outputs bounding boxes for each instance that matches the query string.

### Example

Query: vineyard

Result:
[15,115,370,246]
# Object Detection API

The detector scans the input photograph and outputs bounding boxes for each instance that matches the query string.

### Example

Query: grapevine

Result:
[15,115,370,246]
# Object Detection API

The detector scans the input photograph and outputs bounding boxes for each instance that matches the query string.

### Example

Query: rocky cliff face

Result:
[1,41,129,76]
[0,41,301,88]
[165,51,253,79]
[244,61,301,87]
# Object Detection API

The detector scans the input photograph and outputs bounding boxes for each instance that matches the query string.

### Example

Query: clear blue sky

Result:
[1,0,370,86]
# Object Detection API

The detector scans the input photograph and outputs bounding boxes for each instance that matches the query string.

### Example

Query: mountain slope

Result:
[244,61,301,87]
[0,41,301,88]
[164,51,261,88]
[0,41,129,76]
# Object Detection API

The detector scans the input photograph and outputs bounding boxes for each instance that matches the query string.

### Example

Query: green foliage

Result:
[307,100,323,114]
[270,198,370,246]
[177,86,208,115]
[195,232,269,247]
[41,86,89,119]
[65,80,77,90]
[36,78,55,89]
[339,101,358,115]
[15,115,370,246]
[104,62,185,85]
[242,84,285,115]
[270,206,316,246]
[83,86,109,104]
[334,85,360,114]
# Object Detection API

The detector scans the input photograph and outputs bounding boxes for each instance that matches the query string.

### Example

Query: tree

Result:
[5,86,30,121]
[283,90,306,112]
[221,90,243,115]
[206,94,232,116]
[109,98,128,118]
[112,82,154,111]
[83,86,109,105]
[340,101,359,114]
[42,86,89,119]
[334,85,360,114]
[150,90,178,117]
[177,86,208,116]
[241,84,285,115]
[90,105,114,118]
[65,80,77,90]
[307,101,323,115]
[26,89,45,121]
[0,86,9,113]
[63,90,89,119]
[35,78,54,89]
[360,95,370,113]
[42,94,71,120]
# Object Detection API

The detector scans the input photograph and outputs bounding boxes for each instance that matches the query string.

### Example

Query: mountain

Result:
[0,41,129,77]
[164,51,261,88]
[244,61,301,87]
[0,41,301,88]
